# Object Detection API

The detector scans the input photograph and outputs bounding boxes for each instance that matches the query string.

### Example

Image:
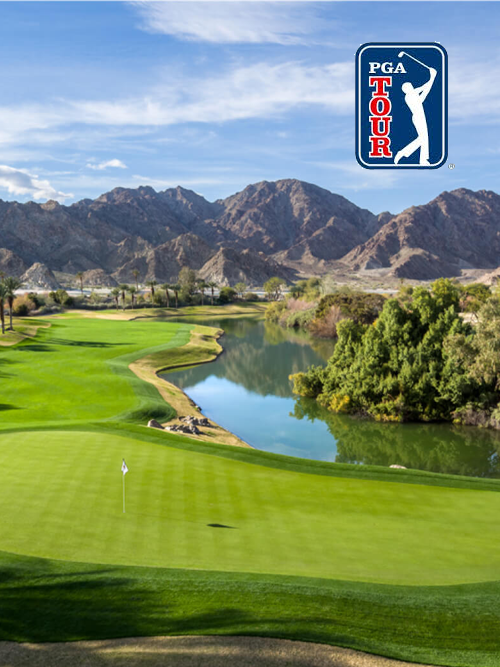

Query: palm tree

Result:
[118,284,128,310]
[128,285,137,309]
[196,279,209,306]
[110,287,120,309]
[161,283,171,308]
[132,269,140,291]
[172,283,180,309]
[0,281,7,334]
[76,271,84,294]
[4,277,23,331]
[146,279,157,301]
[207,281,217,306]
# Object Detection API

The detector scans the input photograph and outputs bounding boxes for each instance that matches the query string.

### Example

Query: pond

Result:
[162,317,500,478]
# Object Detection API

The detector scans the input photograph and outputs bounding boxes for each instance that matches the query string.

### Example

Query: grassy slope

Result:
[1,310,500,665]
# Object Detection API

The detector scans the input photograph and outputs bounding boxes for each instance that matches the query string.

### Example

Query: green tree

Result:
[0,281,7,334]
[293,280,474,423]
[128,285,137,309]
[146,279,157,300]
[460,283,491,320]
[218,286,237,304]
[161,283,171,308]
[132,269,140,291]
[264,277,286,301]
[118,284,128,310]
[171,283,180,309]
[3,277,23,331]
[110,288,120,309]
[207,281,217,306]
[76,271,84,294]
[235,282,247,299]
[196,279,209,306]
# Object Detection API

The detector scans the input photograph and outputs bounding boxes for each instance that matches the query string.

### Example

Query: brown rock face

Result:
[21,263,60,290]
[0,248,27,277]
[343,189,500,276]
[197,247,296,287]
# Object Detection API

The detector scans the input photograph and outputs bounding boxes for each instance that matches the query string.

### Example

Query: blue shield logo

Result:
[355,43,448,169]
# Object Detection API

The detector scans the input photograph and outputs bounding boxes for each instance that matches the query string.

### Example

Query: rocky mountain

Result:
[197,248,295,287]
[1,181,500,285]
[21,263,60,290]
[343,189,500,279]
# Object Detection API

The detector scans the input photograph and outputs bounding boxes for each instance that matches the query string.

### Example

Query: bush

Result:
[218,287,237,304]
[48,289,73,307]
[243,292,259,302]
[12,295,36,316]
[27,292,45,309]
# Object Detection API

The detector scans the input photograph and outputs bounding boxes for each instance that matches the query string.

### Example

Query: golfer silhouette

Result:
[394,52,437,166]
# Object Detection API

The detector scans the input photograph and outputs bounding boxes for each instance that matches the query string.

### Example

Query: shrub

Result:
[218,287,237,304]
[12,295,36,316]
[289,366,324,398]
[243,292,259,302]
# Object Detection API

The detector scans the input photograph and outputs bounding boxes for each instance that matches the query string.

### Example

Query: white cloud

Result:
[0,61,353,146]
[449,54,500,121]
[0,165,73,202]
[87,158,128,170]
[132,1,324,45]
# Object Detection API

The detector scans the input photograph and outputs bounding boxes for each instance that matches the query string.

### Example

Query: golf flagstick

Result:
[121,459,128,513]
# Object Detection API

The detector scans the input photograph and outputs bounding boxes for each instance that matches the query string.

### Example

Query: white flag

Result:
[121,459,128,475]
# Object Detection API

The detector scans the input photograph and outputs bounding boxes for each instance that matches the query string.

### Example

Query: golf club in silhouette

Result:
[394,52,437,166]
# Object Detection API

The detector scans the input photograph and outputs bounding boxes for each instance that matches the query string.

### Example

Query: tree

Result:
[132,269,140,291]
[76,271,84,294]
[292,280,473,423]
[110,288,120,309]
[171,283,180,309]
[235,282,247,299]
[128,285,137,309]
[0,281,7,334]
[207,281,217,306]
[146,280,157,300]
[196,279,209,306]
[264,277,286,301]
[218,286,237,304]
[3,277,23,331]
[161,283,171,308]
[460,283,491,321]
[118,284,128,310]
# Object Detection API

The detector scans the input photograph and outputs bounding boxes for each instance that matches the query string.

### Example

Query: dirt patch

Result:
[0,636,431,667]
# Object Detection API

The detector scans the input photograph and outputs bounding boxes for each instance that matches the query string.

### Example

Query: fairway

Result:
[1,311,500,666]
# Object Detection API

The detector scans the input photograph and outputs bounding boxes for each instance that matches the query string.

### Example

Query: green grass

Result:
[0,316,193,428]
[1,311,500,665]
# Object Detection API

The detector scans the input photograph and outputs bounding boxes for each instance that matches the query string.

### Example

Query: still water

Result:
[163,317,500,478]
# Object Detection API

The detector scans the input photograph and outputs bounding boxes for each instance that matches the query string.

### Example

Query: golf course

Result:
[1,307,500,666]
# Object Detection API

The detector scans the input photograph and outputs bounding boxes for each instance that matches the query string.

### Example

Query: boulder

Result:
[181,415,211,427]
[147,419,164,430]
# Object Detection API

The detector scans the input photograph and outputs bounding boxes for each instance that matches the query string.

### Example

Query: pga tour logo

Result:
[356,43,448,169]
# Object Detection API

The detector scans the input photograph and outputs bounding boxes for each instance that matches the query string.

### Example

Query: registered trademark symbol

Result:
[448,163,455,170]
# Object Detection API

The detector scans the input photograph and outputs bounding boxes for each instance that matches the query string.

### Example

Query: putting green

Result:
[0,429,499,585]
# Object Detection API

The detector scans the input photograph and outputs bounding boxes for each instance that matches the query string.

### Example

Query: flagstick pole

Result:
[123,473,126,514]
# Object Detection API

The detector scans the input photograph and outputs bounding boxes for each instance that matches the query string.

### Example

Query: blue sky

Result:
[0,1,498,214]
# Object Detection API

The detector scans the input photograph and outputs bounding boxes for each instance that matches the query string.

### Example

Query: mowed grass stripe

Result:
[0,430,500,586]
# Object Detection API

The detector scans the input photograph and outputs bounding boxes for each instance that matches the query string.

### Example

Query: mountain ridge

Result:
[1,179,500,286]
